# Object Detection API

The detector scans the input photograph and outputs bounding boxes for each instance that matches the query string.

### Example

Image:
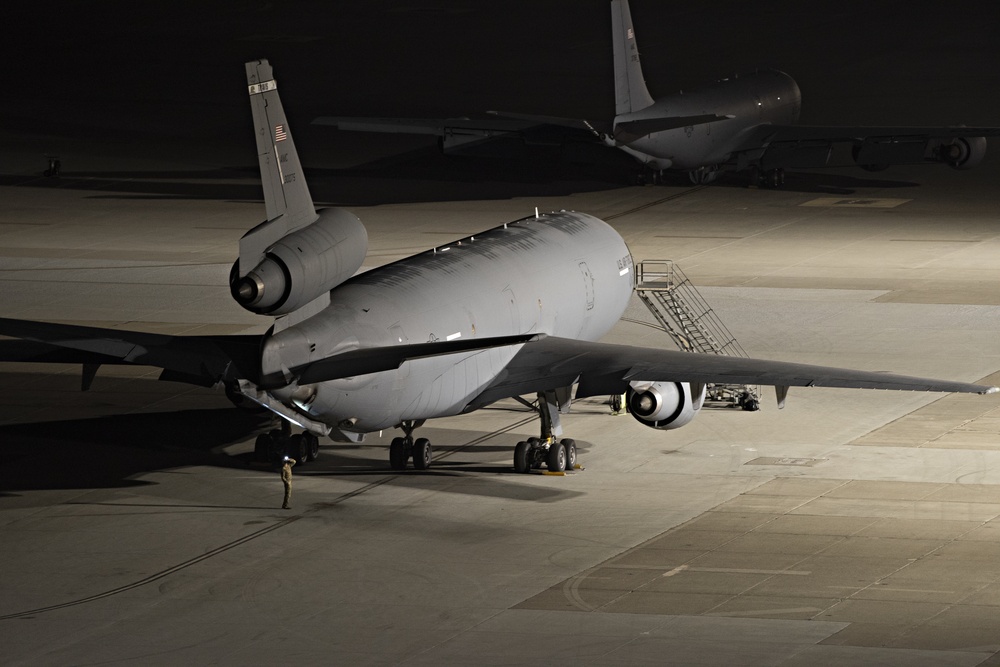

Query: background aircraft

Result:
[0,60,994,475]
[317,0,1000,187]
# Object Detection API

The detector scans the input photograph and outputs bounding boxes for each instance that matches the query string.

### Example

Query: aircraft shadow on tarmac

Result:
[0,408,270,493]
[0,140,919,206]
[0,406,584,503]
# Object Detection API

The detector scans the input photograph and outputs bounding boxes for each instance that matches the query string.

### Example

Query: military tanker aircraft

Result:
[317,0,999,187]
[0,60,994,474]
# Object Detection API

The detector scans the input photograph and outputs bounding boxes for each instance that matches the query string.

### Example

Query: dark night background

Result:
[2,1,998,187]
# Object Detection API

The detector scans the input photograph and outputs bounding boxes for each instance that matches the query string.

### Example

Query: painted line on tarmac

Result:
[0,414,539,621]
[604,186,709,221]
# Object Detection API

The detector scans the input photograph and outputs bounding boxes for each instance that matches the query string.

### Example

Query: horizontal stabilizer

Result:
[291,333,542,385]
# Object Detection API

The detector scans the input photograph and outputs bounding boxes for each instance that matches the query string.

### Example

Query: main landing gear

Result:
[254,419,321,465]
[513,390,578,474]
[389,419,432,471]
[749,166,785,188]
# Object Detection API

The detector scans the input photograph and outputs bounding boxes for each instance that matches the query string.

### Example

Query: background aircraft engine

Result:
[627,381,706,430]
[942,136,986,170]
[231,208,368,316]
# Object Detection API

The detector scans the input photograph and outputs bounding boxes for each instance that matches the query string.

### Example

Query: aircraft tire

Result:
[304,433,320,462]
[546,442,567,473]
[562,439,577,470]
[254,433,271,461]
[289,434,307,464]
[514,441,531,473]
[412,438,432,470]
[389,437,408,470]
[527,438,544,468]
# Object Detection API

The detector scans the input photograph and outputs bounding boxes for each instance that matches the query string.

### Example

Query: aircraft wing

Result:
[0,318,541,391]
[739,125,1000,146]
[732,124,1000,170]
[0,317,263,388]
[469,336,996,409]
[313,113,608,150]
[612,114,734,143]
[313,116,539,136]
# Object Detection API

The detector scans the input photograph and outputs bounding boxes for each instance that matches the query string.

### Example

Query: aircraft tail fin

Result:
[242,59,319,273]
[611,0,656,115]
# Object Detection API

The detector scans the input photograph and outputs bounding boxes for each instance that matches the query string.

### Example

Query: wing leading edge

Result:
[469,336,997,409]
[3,320,994,412]
[0,317,263,388]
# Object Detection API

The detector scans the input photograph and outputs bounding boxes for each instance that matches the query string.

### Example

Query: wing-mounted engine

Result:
[627,380,706,430]
[933,136,987,170]
[230,207,368,316]
[853,134,988,173]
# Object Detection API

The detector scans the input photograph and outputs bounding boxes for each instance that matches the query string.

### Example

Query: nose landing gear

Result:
[389,420,431,470]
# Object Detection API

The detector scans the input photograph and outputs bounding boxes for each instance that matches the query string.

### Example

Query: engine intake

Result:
[627,381,705,430]
[231,208,368,316]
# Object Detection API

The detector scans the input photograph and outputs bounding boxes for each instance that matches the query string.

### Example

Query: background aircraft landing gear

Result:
[389,420,431,470]
[688,166,720,185]
[750,167,785,188]
[512,391,578,473]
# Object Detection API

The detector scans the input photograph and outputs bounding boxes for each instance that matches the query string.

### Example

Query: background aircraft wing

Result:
[314,113,607,150]
[612,114,733,143]
[469,336,996,408]
[313,116,539,136]
[732,124,1000,171]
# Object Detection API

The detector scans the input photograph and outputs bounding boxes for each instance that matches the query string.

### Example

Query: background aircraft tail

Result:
[612,0,655,116]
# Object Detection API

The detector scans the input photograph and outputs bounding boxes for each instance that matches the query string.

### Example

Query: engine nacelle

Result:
[627,381,706,430]
[940,136,987,170]
[231,208,368,316]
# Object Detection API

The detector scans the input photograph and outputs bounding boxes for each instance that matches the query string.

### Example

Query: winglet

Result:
[611,0,655,115]
[242,60,319,275]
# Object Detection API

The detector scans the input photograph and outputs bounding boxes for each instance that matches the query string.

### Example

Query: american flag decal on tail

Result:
[274,125,287,142]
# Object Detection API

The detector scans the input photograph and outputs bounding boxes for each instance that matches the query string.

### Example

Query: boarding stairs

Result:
[634,260,759,410]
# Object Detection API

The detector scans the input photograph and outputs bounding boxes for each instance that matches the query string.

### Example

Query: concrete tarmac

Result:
[2,2,1000,665]
[4,165,1000,665]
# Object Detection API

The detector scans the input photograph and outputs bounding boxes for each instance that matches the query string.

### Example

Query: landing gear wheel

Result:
[412,437,432,470]
[562,438,577,470]
[513,441,531,473]
[527,438,543,468]
[764,168,785,188]
[546,442,567,472]
[254,433,272,461]
[288,434,307,463]
[389,437,408,470]
[304,432,320,462]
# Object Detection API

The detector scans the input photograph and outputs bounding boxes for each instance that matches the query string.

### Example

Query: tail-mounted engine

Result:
[231,207,368,316]
[627,381,706,430]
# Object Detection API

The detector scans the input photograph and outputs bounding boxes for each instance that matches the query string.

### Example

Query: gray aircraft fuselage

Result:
[616,69,801,170]
[264,211,634,435]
